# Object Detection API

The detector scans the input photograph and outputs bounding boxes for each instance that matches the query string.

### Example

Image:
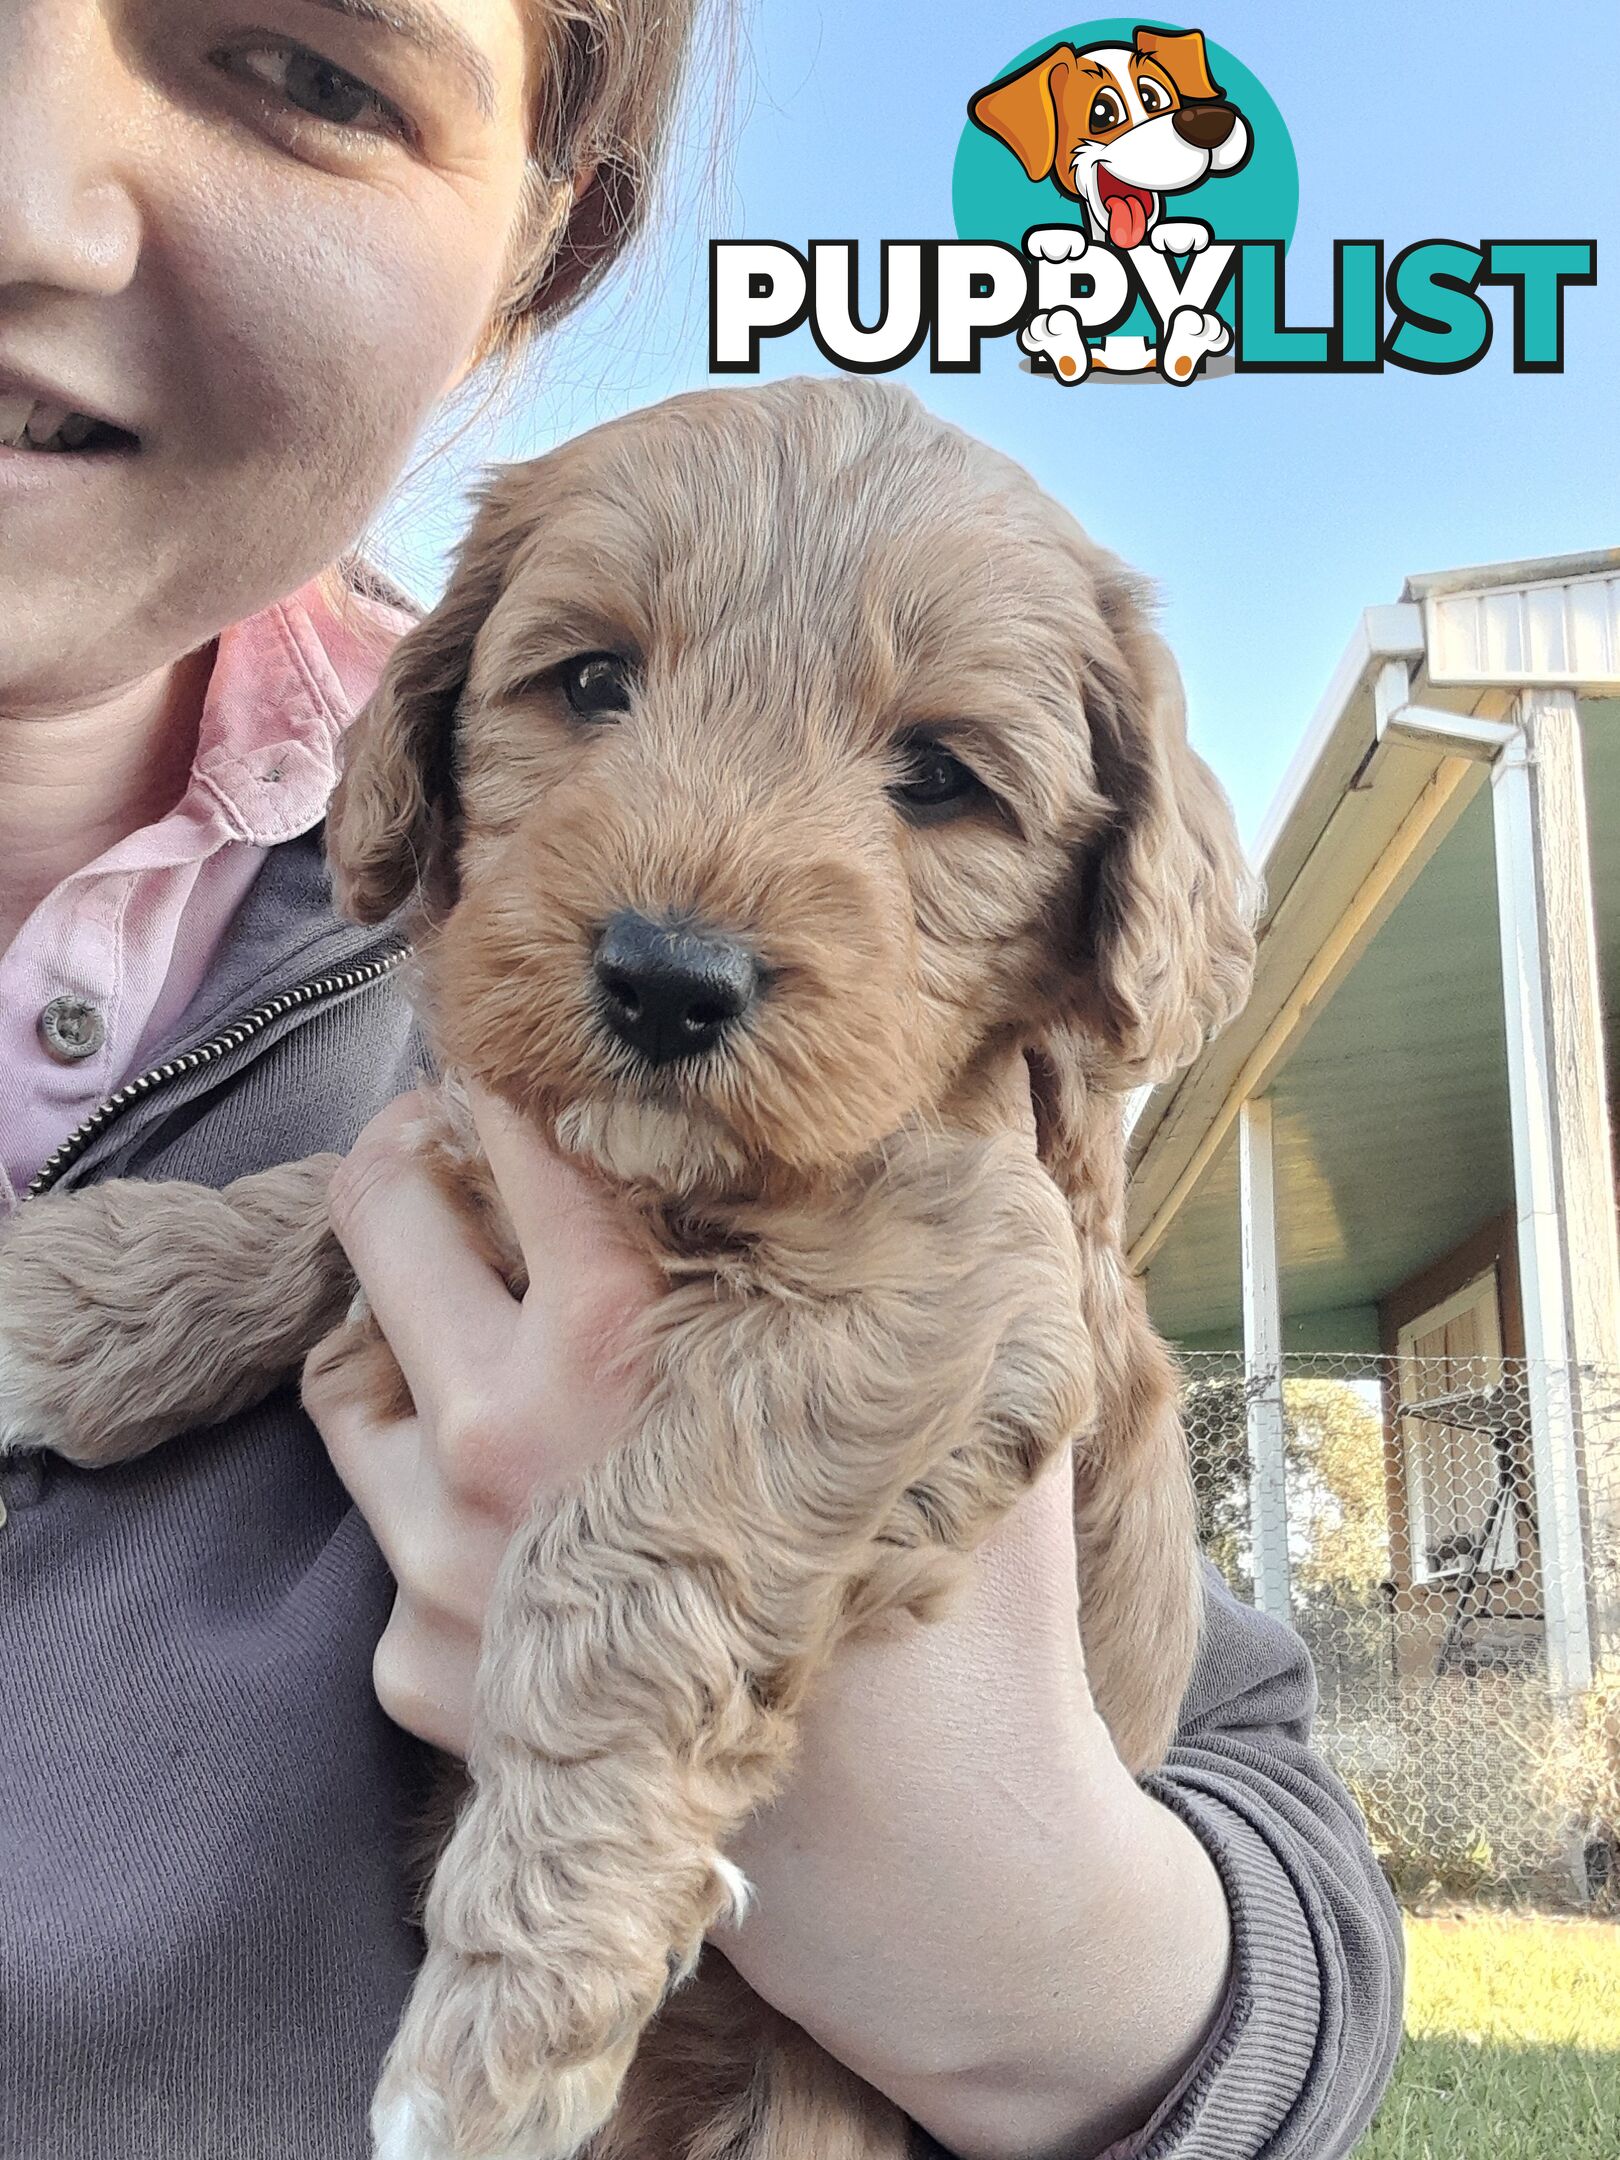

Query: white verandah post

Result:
[1490,689,1620,1697]
[1240,1096,1292,1623]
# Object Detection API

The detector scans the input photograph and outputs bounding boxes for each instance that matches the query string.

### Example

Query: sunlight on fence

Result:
[1179,1351,1620,1907]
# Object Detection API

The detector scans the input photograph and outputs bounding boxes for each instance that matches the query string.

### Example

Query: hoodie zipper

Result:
[25,947,410,1202]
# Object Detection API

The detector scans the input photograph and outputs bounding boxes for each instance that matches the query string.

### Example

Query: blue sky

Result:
[378,0,1620,845]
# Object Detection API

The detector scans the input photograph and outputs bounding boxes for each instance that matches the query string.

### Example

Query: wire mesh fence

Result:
[1178,1349,1620,1909]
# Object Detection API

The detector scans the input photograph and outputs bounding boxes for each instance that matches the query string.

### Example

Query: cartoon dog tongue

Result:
[1105,188,1150,250]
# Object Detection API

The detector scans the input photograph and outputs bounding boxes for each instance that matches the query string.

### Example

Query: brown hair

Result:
[324,0,728,639]
[483,0,719,361]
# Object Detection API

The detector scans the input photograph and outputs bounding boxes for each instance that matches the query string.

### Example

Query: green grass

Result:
[1358,1912,1620,2157]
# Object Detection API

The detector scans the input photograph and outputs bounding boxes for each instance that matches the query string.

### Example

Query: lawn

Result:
[1358,1911,1620,2158]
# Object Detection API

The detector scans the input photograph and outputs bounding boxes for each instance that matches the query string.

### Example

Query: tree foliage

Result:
[1182,1372,1392,1608]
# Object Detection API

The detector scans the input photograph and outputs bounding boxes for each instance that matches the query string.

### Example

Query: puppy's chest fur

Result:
[353,1079,1100,1693]
[385,1071,1096,1918]
[410,1074,1088,1361]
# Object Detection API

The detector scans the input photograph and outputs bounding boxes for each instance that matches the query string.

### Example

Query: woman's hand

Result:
[304,1083,662,1754]
[305,1078,1233,2160]
[717,1455,1233,2159]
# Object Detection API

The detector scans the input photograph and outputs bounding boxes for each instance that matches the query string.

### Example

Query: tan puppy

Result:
[0,376,1255,2160]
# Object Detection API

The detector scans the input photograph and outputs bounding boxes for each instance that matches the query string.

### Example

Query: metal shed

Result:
[1129,552,1620,1894]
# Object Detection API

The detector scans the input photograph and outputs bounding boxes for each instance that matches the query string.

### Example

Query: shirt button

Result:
[0,1455,47,1515]
[39,995,107,1064]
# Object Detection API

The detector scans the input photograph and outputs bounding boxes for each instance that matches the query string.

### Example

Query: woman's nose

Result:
[0,1,142,297]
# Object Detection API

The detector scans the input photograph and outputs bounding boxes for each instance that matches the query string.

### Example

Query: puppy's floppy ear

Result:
[327,495,515,926]
[1069,566,1259,1086]
[968,45,1076,183]
[1134,25,1223,103]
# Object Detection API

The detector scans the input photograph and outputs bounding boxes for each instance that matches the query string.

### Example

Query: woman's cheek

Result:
[149,153,517,617]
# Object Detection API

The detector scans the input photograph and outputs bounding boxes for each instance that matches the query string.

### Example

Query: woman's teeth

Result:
[0,395,107,452]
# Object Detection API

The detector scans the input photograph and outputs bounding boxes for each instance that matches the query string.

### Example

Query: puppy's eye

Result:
[890,735,989,823]
[562,652,634,719]
[1138,78,1169,114]
[1088,89,1125,132]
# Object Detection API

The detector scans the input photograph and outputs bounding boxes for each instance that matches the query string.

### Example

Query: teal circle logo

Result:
[954,20,1297,345]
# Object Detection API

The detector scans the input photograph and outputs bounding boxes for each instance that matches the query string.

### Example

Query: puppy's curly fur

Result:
[0,377,1255,2160]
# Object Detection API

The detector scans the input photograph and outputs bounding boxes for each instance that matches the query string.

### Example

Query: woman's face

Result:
[0,0,537,709]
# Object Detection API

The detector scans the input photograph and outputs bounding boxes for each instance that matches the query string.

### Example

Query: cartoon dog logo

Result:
[969,25,1251,383]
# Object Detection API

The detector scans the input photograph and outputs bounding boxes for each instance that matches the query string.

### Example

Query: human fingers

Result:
[326,1092,519,1420]
[371,1591,484,1756]
[303,1366,515,1621]
[466,1082,662,1305]
[466,1081,664,1408]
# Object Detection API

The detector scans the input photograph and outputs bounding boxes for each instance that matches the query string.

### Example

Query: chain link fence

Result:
[1179,1349,1620,1908]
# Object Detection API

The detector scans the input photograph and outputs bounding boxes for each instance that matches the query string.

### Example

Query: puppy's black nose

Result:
[1173,102,1237,149]
[593,911,760,1067]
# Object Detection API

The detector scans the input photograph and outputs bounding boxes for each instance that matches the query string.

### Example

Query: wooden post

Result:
[1490,691,1620,1696]
[1240,1097,1293,1622]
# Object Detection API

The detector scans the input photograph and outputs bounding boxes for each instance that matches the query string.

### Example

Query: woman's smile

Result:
[0,0,534,709]
[0,363,141,476]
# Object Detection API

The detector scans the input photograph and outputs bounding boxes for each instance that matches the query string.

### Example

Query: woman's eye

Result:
[220,43,409,139]
[890,736,988,822]
[562,652,635,720]
[1089,90,1124,132]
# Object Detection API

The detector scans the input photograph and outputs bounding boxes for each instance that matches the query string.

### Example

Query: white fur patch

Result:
[1089,44,1141,113]
[372,2091,450,2160]
[1211,111,1252,173]
[1025,224,1091,264]
[1150,219,1212,256]
[0,1329,46,1456]
[709,1850,755,1926]
[1159,305,1231,383]
[1094,333,1154,372]
[1018,308,1091,384]
[370,2091,530,2160]
[1090,111,1211,195]
[374,2053,630,2159]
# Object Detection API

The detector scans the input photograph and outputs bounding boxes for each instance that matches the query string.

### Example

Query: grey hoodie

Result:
[0,826,1403,2160]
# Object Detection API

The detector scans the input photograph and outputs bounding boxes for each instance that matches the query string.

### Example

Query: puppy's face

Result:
[332,379,1252,1198]
[969,29,1251,250]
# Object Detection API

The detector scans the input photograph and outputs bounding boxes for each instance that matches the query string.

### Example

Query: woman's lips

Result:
[0,376,139,454]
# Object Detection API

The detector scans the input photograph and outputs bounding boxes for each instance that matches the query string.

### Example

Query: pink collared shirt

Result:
[0,576,409,1212]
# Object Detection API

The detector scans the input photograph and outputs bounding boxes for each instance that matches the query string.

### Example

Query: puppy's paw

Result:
[380,1938,649,2160]
[1149,219,1212,256]
[373,2052,632,2160]
[1025,223,1092,263]
[0,1245,163,1467]
[1159,306,1231,383]
[0,1225,76,1458]
[1018,308,1091,383]
[373,2090,454,2160]
[0,1377,46,1458]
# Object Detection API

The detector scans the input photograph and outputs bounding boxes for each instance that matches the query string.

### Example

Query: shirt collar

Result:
[190,576,408,849]
[73,574,410,885]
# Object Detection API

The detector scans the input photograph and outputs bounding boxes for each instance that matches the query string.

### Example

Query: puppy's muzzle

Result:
[594,911,762,1069]
[1172,103,1238,149]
